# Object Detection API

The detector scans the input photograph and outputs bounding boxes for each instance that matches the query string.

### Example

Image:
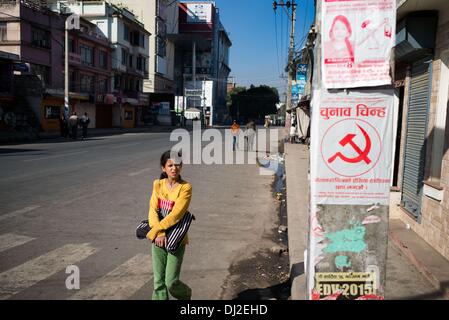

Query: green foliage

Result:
[229,85,279,120]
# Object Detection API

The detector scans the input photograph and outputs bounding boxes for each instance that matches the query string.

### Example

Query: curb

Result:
[0,126,181,145]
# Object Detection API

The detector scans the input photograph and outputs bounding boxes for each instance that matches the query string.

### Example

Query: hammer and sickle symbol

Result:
[328,124,372,164]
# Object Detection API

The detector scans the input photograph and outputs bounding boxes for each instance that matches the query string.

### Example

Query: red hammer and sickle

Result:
[328,124,372,164]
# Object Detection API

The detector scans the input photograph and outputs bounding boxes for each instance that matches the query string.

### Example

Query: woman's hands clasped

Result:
[154,236,167,248]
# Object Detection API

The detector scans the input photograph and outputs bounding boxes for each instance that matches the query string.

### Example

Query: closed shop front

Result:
[401,59,433,220]
[96,104,112,128]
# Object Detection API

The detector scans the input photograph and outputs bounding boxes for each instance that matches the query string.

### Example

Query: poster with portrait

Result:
[321,0,396,89]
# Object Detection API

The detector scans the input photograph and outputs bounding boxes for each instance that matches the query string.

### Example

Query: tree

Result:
[229,85,279,122]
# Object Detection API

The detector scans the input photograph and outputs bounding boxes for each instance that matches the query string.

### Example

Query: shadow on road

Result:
[233,280,291,300]
[0,148,43,154]
[395,281,449,300]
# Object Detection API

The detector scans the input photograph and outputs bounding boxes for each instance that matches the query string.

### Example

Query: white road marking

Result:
[0,243,97,300]
[23,151,87,162]
[128,168,151,177]
[58,190,108,206]
[109,142,140,149]
[70,254,152,300]
[0,233,35,253]
[0,205,41,222]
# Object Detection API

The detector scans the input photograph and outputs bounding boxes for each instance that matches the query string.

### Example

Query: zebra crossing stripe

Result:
[0,233,35,253]
[0,243,97,300]
[0,205,41,222]
[70,254,152,300]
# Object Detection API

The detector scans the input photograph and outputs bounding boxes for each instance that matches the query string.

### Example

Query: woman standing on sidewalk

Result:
[146,150,192,300]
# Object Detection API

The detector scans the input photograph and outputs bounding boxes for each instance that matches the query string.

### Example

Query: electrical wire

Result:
[274,10,281,77]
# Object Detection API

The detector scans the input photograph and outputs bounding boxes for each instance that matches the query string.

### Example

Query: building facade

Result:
[53,0,150,128]
[392,0,449,261]
[0,0,64,132]
[173,0,231,126]
[108,0,178,126]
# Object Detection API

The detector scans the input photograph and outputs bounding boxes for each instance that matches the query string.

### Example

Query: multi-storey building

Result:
[64,16,113,129]
[108,0,178,126]
[0,0,117,131]
[0,0,65,132]
[53,0,150,128]
[173,0,231,126]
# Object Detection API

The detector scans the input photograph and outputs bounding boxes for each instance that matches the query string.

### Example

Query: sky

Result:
[214,0,316,100]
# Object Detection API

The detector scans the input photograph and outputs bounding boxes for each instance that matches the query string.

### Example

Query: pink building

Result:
[0,0,113,132]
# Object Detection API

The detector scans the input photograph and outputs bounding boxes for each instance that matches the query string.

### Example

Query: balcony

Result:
[68,52,81,66]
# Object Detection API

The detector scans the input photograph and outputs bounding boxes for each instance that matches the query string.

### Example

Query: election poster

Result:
[321,0,396,88]
[312,272,379,300]
[310,90,394,206]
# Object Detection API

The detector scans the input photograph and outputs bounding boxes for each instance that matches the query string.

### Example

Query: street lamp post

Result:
[64,14,80,119]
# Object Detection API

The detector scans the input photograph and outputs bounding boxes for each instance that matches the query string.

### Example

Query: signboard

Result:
[310,90,393,205]
[13,62,30,73]
[321,0,395,88]
[175,96,184,113]
[186,3,212,23]
[292,64,308,103]
[312,272,380,300]
[296,63,307,95]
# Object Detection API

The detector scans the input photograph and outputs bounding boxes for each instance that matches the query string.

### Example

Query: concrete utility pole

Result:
[286,2,297,113]
[273,1,297,112]
[307,0,395,300]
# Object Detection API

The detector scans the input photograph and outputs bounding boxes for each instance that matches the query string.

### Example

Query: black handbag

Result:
[135,212,195,253]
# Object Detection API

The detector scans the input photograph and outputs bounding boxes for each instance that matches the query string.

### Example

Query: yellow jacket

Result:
[146,179,192,245]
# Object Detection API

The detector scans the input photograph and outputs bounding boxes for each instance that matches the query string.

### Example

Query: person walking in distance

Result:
[80,112,90,140]
[245,120,256,151]
[59,114,68,138]
[69,112,79,140]
[146,150,192,300]
[231,120,240,151]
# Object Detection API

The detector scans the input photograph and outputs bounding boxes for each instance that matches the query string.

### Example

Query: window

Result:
[44,106,61,119]
[129,54,133,68]
[30,64,50,85]
[31,27,51,49]
[114,74,121,90]
[80,74,94,93]
[0,22,7,41]
[99,50,108,69]
[131,31,140,46]
[137,56,142,71]
[121,48,128,66]
[80,45,93,66]
[124,24,130,41]
[137,57,147,72]
[69,71,77,91]
[68,38,76,53]
[98,78,108,93]
[156,36,166,57]
[140,34,145,48]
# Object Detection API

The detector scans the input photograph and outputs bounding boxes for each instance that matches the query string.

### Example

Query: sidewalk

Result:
[0,125,181,145]
[284,143,449,300]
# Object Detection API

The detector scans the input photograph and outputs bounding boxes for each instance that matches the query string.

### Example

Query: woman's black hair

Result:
[160,150,183,180]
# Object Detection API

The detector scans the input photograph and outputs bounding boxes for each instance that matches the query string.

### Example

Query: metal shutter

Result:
[401,59,432,220]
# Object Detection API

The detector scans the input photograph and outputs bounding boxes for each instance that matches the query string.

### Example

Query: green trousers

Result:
[151,244,192,300]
